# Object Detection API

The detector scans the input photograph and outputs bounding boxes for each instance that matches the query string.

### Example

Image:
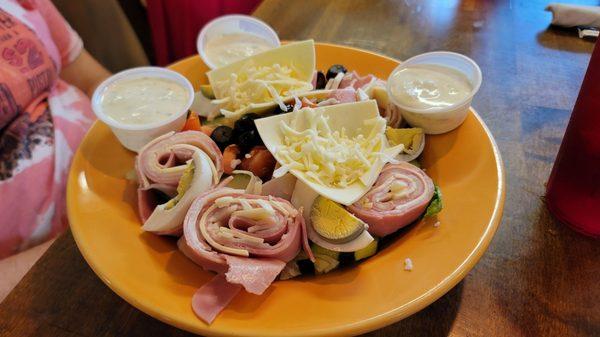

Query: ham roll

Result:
[136,131,223,235]
[339,71,384,90]
[179,187,313,323]
[348,163,435,237]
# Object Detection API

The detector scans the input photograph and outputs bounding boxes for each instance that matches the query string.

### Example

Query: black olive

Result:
[210,125,234,151]
[315,71,326,89]
[273,103,294,115]
[338,252,355,266]
[237,129,263,152]
[326,64,347,80]
[297,259,315,275]
[234,113,259,134]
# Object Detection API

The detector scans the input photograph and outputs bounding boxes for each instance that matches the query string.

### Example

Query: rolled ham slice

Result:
[339,71,385,91]
[326,88,356,104]
[180,187,313,323]
[136,131,223,235]
[181,188,312,272]
[191,274,241,325]
[348,163,435,237]
[136,130,222,187]
[319,71,402,128]
[141,146,219,235]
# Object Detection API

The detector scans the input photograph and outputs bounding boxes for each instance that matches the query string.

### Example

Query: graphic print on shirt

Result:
[0,106,53,180]
[27,68,52,97]
[16,37,44,69]
[0,9,56,102]
[0,8,17,31]
[0,8,57,181]
[0,82,20,127]
[3,36,47,73]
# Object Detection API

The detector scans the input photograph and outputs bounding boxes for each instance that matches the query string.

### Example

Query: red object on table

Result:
[146,0,262,66]
[546,41,600,238]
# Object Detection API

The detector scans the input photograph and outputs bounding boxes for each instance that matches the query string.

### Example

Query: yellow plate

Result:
[67,43,505,337]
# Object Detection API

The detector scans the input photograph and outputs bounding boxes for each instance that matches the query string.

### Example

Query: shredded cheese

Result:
[232,207,275,221]
[268,196,294,216]
[357,88,369,101]
[275,108,387,188]
[239,199,252,210]
[212,61,312,118]
[325,71,345,90]
[214,196,235,208]
[389,180,410,199]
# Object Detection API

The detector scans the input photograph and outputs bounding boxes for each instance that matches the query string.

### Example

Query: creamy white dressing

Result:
[100,77,189,125]
[389,64,472,110]
[205,33,273,67]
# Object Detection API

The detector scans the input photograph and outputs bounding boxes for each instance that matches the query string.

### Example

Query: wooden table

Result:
[1,0,598,336]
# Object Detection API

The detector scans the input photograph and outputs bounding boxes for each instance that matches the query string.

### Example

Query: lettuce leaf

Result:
[425,185,443,217]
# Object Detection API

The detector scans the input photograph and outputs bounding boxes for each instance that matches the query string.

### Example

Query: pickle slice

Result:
[385,127,424,153]
[199,84,215,99]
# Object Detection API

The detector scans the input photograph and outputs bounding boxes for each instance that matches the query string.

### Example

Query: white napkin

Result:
[545,3,600,28]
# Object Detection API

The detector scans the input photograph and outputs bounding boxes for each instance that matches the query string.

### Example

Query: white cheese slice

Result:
[206,40,316,118]
[256,100,403,205]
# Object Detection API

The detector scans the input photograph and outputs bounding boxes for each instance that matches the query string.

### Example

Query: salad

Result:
[133,40,442,324]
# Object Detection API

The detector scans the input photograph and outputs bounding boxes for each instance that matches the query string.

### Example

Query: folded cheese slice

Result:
[207,40,316,119]
[255,100,404,205]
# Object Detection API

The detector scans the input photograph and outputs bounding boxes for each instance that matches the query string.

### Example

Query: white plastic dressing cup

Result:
[197,14,280,69]
[91,67,194,152]
[387,52,482,134]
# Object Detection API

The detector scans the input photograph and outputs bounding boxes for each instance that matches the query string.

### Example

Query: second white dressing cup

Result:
[197,15,280,69]
[387,52,482,134]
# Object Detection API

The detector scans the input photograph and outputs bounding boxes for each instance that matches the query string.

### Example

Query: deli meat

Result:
[191,274,242,324]
[348,163,434,237]
[181,187,313,323]
[339,71,385,90]
[136,131,222,186]
[135,131,223,235]
[224,255,286,295]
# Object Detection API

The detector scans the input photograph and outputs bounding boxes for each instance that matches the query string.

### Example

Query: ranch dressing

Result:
[388,64,472,110]
[100,77,190,125]
[205,33,273,67]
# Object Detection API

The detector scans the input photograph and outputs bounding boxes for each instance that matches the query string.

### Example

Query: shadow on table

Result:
[363,281,464,337]
[536,26,595,54]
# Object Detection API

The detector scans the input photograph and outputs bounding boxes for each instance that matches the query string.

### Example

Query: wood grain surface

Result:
[1,0,599,336]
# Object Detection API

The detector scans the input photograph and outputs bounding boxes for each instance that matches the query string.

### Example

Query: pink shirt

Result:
[0,0,93,258]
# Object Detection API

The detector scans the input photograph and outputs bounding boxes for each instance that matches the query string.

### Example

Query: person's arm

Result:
[59,49,111,98]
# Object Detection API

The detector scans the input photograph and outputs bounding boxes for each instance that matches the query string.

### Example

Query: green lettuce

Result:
[425,185,443,217]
